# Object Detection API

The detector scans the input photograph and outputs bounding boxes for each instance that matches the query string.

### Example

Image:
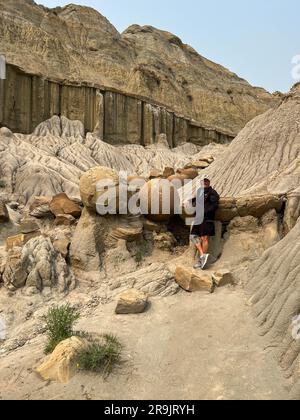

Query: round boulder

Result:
[177,168,199,180]
[139,179,179,222]
[80,167,119,213]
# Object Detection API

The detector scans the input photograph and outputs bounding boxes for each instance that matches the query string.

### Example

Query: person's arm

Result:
[204,191,220,215]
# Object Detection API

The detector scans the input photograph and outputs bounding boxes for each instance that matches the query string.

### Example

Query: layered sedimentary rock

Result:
[0,0,278,139]
[187,85,300,198]
[110,263,179,297]
[0,63,234,146]
[36,337,89,384]
[215,195,284,222]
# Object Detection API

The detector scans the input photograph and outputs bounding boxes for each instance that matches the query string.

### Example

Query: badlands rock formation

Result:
[174,85,300,395]
[0,0,278,138]
[247,219,300,390]
[212,88,300,393]
[0,116,201,204]
[2,236,76,292]
[183,84,300,230]
[0,83,299,398]
[204,84,300,197]
[0,0,299,401]
[0,112,235,213]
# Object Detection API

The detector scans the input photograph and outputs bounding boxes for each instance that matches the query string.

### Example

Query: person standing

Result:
[190,178,220,269]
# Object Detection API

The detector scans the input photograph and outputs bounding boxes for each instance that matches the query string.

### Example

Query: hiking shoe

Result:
[201,254,210,269]
[193,260,203,270]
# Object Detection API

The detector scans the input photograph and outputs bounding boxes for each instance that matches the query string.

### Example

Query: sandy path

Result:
[0,287,291,400]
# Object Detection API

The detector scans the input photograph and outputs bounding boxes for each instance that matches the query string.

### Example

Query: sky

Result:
[38,0,300,93]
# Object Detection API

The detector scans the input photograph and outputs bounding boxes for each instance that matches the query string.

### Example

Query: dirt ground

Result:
[0,286,291,400]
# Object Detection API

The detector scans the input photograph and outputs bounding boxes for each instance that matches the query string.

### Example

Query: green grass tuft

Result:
[44,304,80,354]
[43,306,122,377]
[76,334,122,377]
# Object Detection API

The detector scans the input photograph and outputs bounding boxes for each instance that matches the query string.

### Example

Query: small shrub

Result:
[0,180,5,188]
[44,304,80,354]
[43,306,122,377]
[77,334,122,377]
[135,239,151,264]
[135,249,144,264]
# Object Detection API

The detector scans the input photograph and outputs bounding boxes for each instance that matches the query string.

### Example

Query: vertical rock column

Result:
[188,123,234,146]
[188,125,207,146]
[1,65,32,133]
[143,103,175,147]
[160,108,174,148]
[0,64,234,146]
[173,116,188,146]
[104,91,142,144]
[60,85,97,133]
[93,89,104,139]
[143,103,154,146]
[31,77,60,130]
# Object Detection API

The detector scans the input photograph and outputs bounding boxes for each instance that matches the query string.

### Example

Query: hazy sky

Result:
[38,0,299,93]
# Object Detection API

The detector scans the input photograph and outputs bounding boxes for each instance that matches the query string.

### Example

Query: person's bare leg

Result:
[192,238,204,269]
[200,236,210,268]
[201,236,209,254]
[195,242,204,257]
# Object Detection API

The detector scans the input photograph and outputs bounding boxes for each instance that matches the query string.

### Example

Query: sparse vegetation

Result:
[44,304,80,354]
[76,334,122,377]
[43,305,122,377]
[135,238,152,264]
[0,180,5,188]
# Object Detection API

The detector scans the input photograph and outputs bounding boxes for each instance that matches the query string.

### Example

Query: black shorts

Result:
[191,221,215,238]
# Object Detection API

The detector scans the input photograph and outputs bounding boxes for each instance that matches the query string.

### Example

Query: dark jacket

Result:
[203,187,220,221]
[192,186,220,222]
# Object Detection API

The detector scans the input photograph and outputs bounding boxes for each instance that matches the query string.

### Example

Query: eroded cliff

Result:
[0,0,278,138]
[0,64,234,145]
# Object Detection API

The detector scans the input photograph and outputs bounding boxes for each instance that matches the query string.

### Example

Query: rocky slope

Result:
[0,0,278,136]
[186,84,300,198]
[246,219,300,390]
[0,0,299,401]
[192,84,300,393]
[0,105,299,397]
